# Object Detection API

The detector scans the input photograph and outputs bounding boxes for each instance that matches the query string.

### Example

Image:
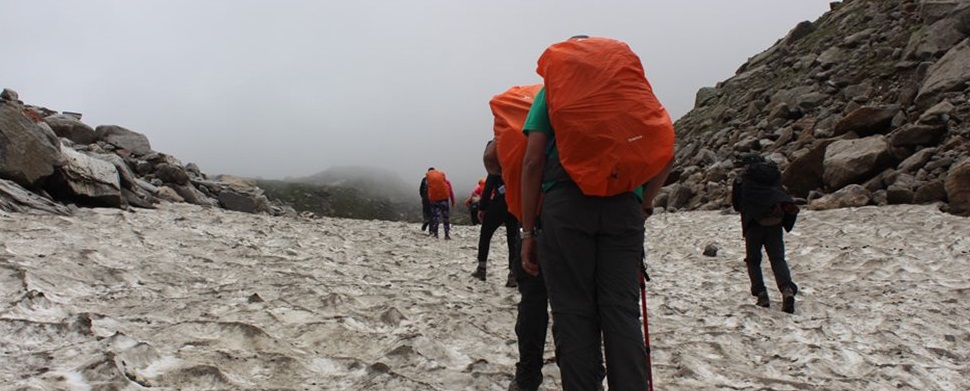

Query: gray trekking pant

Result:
[539,182,648,391]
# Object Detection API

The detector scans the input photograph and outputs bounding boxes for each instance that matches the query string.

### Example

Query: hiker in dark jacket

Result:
[419,169,432,231]
[471,173,519,287]
[731,154,799,313]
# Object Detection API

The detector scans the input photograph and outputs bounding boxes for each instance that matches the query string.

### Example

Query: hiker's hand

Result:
[521,238,539,276]
[477,210,485,222]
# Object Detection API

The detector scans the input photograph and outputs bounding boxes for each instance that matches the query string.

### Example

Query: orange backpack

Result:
[537,36,675,196]
[425,170,450,202]
[490,84,543,221]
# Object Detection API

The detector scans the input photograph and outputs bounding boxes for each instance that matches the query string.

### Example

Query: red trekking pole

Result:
[640,255,654,391]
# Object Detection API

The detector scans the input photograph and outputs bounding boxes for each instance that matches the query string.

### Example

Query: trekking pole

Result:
[640,251,654,391]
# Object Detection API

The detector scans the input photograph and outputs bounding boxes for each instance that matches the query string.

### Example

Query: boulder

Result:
[783,140,836,198]
[95,125,152,155]
[823,136,894,190]
[173,184,217,207]
[833,105,900,137]
[915,39,970,110]
[218,190,271,214]
[0,102,64,187]
[155,163,190,186]
[945,158,970,215]
[889,123,948,147]
[913,179,948,204]
[897,147,937,173]
[156,186,185,203]
[810,184,873,210]
[43,114,97,145]
[52,148,122,207]
[903,16,966,60]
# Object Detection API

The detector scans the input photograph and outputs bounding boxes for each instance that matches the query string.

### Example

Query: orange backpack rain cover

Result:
[490,84,542,221]
[537,37,675,196]
[425,170,450,202]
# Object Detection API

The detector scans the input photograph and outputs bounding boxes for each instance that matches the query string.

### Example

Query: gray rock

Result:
[915,39,970,110]
[823,136,894,190]
[913,179,948,204]
[0,178,74,215]
[703,243,719,257]
[95,125,152,155]
[54,148,122,207]
[833,105,900,137]
[0,88,19,102]
[44,114,97,145]
[156,186,184,203]
[903,17,965,60]
[889,123,948,147]
[898,147,937,173]
[155,163,190,186]
[0,102,64,187]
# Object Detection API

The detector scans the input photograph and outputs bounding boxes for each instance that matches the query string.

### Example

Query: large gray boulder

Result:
[915,39,970,110]
[833,106,900,137]
[945,158,970,216]
[43,114,97,145]
[218,190,271,214]
[0,102,64,187]
[54,148,122,207]
[823,136,894,190]
[783,140,836,198]
[95,125,152,155]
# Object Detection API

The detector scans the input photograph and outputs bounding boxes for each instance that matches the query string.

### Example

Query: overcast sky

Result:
[2,1,832,195]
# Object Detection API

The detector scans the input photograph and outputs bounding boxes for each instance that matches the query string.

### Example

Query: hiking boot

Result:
[444,234,452,240]
[756,291,770,308]
[421,222,428,231]
[507,380,536,391]
[782,287,795,314]
[471,267,486,281]
[504,273,517,288]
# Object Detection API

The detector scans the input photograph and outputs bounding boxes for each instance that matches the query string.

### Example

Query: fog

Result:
[1,1,832,197]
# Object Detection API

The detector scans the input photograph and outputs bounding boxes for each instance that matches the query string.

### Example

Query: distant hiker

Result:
[520,36,675,390]
[419,168,433,231]
[465,177,486,225]
[731,153,800,313]
[425,167,455,239]
[472,141,518,288]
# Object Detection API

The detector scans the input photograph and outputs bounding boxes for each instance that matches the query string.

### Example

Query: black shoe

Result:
[504,273,517,288]
[471,267,486,281]
[756,291,770,308]
[444,234,452,240]
[782,287,795,314]
[421,222,428,231]
[507,380,536,391]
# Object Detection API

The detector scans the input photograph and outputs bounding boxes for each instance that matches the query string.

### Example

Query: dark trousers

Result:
[476,195,518,273]
[421,199,431,229]
[744,223,797,296]
[539,183,647,391]
[511,232,548,390]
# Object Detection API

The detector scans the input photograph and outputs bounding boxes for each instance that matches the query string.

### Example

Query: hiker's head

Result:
[483,139,501,175]
[569,34,590,40]
[427,167,435,172]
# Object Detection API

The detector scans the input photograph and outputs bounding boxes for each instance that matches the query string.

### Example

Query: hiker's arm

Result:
[731,177,743,212]
[520,131,548,276]
[642,157,673,218]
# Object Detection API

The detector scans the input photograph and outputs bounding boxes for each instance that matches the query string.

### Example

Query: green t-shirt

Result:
[523,87,645,200]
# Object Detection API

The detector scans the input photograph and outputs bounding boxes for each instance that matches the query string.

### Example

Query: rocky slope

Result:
[0,88,278,216]
[663,0,970,216]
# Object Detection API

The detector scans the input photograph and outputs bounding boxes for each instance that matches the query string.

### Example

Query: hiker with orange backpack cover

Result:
[425,168,455,239]
[491,85,605,391]
[520,36,674,391]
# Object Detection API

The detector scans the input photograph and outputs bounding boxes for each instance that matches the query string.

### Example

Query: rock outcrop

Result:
[668,0,970,216]
[0,89,278,215]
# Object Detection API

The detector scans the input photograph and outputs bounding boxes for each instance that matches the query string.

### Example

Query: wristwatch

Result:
[519,227,538,239]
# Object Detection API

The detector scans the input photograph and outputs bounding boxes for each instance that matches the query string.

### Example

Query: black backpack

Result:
[742,162,788,226]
